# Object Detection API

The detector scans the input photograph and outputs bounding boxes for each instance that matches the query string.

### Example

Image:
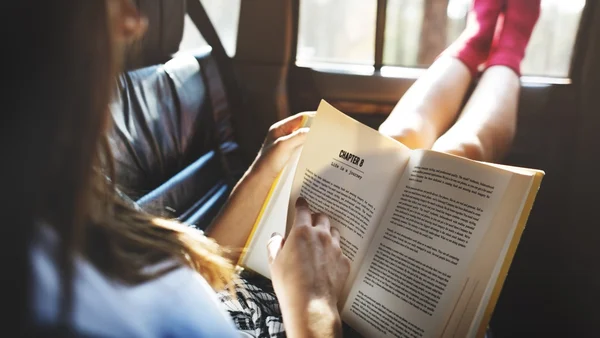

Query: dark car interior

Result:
[38,0,600,336]
[109,0,247,230]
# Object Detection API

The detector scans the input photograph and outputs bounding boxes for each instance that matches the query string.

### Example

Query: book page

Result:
[442,171,535,337]
[342,150,513,338]
[287,101,413,299]
[465,171,542,338]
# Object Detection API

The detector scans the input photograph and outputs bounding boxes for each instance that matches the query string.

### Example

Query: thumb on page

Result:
[267,232,284,265]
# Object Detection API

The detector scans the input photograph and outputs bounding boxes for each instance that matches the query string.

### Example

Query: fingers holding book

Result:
[251,112,314,180]
[266,111,315,143]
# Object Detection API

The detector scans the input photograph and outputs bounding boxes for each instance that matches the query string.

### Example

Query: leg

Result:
[379,0,504,149]
[432,0,541,162]
[432,66,519,161]
[379,57,472,150]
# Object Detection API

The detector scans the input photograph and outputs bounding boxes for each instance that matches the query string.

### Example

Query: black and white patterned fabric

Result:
[217,269,286,338]
[218,269,365,338]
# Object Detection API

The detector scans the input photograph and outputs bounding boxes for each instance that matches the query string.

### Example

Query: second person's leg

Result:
[379,0,504,149]
[432,0,541,162]
[431,66,520,161]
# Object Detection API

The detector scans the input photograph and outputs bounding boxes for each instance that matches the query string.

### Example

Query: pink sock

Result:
[444,0,504,77]
[486,0,541,76]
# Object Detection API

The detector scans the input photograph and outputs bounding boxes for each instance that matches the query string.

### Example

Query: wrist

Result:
[282,298,342,338]
[307,298,342,337]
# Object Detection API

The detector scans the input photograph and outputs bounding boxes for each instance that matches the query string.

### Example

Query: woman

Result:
[379,0,541,162]
[3,1,349,337]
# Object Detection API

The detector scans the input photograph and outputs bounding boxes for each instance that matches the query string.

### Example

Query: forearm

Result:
[206,167,276,258]
[207,112,311,258]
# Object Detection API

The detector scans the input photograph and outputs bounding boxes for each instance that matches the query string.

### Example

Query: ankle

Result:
[486,50,523,76]
[486,0,541,76]
[445,0,504,76]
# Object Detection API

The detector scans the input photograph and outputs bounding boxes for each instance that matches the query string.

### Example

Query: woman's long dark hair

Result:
[1,1,233,334]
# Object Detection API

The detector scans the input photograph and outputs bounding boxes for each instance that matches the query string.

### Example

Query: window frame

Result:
[291,0,588,84]
[374,0,388,70]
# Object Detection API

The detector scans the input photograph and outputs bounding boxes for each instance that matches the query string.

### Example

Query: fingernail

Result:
[296,197,309,208]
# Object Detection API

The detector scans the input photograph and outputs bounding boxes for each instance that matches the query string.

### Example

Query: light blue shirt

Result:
[30,226,240,337]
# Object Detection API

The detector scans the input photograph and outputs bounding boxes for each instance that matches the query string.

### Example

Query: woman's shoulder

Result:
[30,224,239,338]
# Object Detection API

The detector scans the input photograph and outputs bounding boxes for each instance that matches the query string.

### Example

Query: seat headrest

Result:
[124,0,186,70]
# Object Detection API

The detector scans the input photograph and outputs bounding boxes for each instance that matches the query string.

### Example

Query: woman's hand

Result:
[268,198,351,338]
[250,111,314,180]
[206,112,313,258]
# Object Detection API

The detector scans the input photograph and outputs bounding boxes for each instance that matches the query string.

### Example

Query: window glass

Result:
[299,0,585,77]
[178,0,241,57]
[522,0,585,77]
[179,14,208,51]
[383,0,584,77]
[383,0,425,67]
[297,0,377,65]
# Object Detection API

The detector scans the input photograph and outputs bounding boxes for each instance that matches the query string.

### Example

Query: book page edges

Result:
[237,114,310,266]
[237,169,284,266]
[475,171,545,337]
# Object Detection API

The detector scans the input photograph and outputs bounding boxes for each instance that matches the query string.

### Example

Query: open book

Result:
[238,100,544,338]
